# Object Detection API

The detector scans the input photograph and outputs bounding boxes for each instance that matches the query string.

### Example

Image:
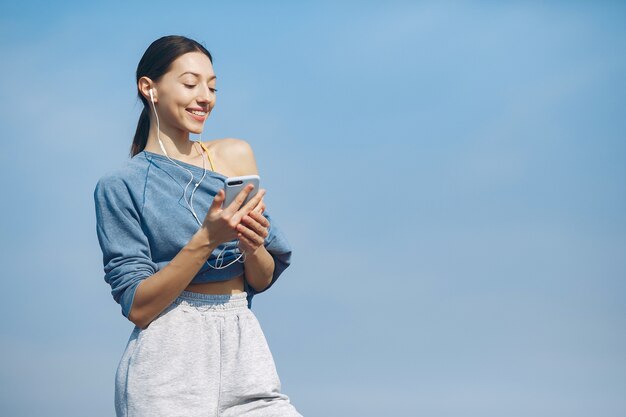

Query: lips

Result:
[186,109,207,121]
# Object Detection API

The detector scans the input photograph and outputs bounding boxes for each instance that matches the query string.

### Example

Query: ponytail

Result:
[130,106,150,157]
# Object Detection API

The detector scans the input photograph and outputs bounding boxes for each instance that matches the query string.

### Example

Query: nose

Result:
[198,85,215,103]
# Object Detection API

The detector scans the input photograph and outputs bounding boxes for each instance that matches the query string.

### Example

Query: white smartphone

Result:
[222,175,260,209]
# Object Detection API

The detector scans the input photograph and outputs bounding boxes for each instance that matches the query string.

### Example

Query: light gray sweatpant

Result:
[114,290,303,417]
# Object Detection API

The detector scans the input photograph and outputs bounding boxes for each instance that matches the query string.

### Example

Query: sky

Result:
[0,1,625,416]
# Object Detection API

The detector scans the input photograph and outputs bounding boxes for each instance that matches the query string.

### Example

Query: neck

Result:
[145,122,198,158]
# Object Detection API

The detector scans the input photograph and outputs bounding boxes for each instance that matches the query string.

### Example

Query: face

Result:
[141,51,217,135]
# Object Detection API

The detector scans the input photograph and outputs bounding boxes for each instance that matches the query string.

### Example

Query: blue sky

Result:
[1,1,625,416]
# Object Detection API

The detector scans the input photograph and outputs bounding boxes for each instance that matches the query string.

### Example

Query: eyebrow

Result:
[179,71,217,80]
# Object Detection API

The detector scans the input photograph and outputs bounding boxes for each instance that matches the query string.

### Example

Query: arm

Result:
[129,229,217,329]
[94,175,218,329]
[243,245,275,293]
[224,138,292,296]
[241,210,292,298]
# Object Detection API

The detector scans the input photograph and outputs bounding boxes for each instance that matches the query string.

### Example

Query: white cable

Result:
[149,96,246,269]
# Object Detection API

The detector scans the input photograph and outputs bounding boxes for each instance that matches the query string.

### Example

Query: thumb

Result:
[210,189,224,211]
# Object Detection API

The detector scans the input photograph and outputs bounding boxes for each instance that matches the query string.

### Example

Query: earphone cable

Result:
[149,93,246,269]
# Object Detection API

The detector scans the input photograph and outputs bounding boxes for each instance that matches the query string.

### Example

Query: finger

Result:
[241,214,269,237]
[210,189,225,212]
[225,184,255,213]
[233,188,266,223]
[252,199,265,214]
[237,222,264,245]
[243,188,265,212]
[239,214,263,235]
[251,198,264,214]
[237,232,258,252]
[247,211,270,229]
[253,200,266,214]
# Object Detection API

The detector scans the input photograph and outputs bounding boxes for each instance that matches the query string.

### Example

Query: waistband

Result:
[173,290,249,312]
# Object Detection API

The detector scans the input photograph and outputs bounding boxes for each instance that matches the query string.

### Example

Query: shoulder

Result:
[94,155,149,199]
[94,170,131,204]
[203,138,259,176]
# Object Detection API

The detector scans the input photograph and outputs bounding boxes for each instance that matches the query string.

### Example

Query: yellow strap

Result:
[198,141,216,172]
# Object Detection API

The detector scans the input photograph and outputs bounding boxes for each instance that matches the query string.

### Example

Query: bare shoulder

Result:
[202,138,258,176]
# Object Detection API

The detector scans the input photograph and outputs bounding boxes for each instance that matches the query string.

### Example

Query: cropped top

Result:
[93,148,293,319]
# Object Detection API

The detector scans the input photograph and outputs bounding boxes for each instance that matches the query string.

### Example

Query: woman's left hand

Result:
[236,202,269,255]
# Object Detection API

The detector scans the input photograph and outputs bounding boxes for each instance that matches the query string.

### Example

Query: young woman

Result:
[94,35,303,417]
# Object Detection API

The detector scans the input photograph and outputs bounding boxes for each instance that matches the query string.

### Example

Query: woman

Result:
[93,35,303,417]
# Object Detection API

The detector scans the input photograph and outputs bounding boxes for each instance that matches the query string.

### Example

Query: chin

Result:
[183,122,204,134]
[188,126,204,135]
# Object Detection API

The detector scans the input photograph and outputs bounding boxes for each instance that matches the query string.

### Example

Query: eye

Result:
[184,84,217,93]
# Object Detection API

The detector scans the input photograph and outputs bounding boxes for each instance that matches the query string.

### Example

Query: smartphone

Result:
[222,175,260,209]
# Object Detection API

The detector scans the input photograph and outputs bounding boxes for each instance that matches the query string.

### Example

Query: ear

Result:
[138,76,155,102]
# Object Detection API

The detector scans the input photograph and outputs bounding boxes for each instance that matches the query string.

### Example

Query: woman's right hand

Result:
[200,184,266,247]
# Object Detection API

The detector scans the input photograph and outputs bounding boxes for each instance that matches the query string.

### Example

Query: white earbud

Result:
[149,88,155,103]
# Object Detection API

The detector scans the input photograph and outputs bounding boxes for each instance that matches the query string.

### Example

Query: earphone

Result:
[148,86,246,269]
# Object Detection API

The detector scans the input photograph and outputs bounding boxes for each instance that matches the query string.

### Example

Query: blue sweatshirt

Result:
[93,149,293,319]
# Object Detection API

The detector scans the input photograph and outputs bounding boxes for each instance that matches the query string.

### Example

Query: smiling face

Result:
[141,51,217,135]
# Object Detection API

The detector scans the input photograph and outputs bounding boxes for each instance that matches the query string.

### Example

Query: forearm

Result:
[243,245,275,293]
[129,228,217,329]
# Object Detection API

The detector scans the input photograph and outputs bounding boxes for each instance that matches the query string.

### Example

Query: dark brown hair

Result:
[130,35,213,157]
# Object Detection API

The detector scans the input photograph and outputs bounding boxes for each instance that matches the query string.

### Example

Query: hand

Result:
[236,200,269,255]
[201,184,266,247]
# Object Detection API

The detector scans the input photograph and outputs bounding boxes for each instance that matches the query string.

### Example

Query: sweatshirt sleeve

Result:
[243,209,293,301]
[93,175,158,319]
